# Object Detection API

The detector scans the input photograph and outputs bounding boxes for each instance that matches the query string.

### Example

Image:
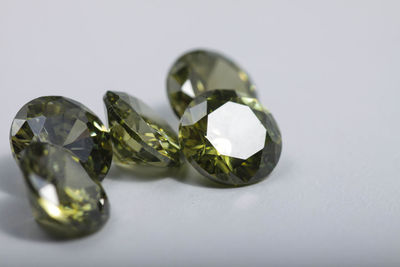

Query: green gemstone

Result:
[179,89,282,186]
[104,91,181,168]
[167,49,257,118]
[19,142,109,238]
[10,96,113,181]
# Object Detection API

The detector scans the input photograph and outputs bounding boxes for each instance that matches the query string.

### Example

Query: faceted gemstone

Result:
[10,96,113,181]
[104,91,180,168]
[19,142,109,238]
[179,89,282,186]
[167,49,257,118]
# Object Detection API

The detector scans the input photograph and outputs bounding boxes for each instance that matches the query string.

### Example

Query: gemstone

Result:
[19,142,109,238]
[167,49,257,118]
[10,96,113,181]
[179,89,282,186]
[104,91,181,167]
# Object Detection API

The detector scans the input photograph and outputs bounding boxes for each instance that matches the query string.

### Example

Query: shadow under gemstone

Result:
[0,155,55,242]
[108,161,233,189]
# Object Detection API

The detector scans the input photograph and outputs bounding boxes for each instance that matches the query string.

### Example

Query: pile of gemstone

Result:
[10,49,282,238]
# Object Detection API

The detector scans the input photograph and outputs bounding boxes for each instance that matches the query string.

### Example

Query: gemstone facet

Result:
[167,49,257,118]
[19,142,110,238]
[104,91,181,167]
[10,96,113,181]
[179,89,282,186]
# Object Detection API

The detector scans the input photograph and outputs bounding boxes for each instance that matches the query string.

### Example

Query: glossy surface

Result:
[10,96,113,181]
[104,91,180,167]
[19,143,110,238]
[179,90,282,186]
[167,49,257,117]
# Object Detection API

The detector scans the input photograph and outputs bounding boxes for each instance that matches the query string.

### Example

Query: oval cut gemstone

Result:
[19,143,110,238]
[179,89,282,186]
[10,96,113,181]
[167,49,257,118]
[104,91,180,167]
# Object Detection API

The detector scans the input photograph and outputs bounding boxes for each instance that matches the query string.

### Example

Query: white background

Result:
[1,1,399,266]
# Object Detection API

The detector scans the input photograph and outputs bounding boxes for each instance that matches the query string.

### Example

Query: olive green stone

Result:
[179,89,282,186]
[19,142,109,238]
[104,91,180,168]
[10,96,113,181]
[167,49,257,118]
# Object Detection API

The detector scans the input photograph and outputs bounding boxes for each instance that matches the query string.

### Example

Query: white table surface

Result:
[0,1,399,266]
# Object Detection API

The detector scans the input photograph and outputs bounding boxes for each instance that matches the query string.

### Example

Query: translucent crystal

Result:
[179,90,282,186]
[10,96,113,181]
[19,143,109,238]
[167,49,257,117]
[104,91,180,167]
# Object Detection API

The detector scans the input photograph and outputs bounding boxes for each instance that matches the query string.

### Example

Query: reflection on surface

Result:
[206,102,266,159]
